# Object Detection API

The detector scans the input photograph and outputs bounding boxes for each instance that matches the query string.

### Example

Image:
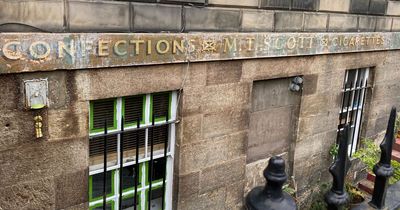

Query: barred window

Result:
[338,68,370,156]
[89,91,177,210]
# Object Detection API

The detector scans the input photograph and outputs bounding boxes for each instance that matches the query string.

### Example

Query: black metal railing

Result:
[338,77,369,156]
[89,105,173,210]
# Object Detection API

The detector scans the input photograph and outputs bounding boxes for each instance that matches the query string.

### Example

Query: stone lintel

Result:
[0,32,397,74]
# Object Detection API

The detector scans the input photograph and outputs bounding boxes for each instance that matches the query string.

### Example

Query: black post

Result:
[246,156,297,210]
[369,107,397,209]
[325,124,351,210]
[134,118,140,210]
[103,120,108,210]
[119,117,124,210]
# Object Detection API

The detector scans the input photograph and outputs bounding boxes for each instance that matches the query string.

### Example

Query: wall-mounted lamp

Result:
[289,76,303,92]
[24,79,48,138]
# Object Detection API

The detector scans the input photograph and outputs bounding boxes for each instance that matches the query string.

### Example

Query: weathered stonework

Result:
[0,48,399,209]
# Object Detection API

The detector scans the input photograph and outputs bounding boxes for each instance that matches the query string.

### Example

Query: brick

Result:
[0,137,88,187]
[184,7,241,32]
[350,0,370,14]
[391,17,400,31]
[182,86,203,116]
[0,0,64,32]
[81,65,184,101]
[300,93,338,116]
[180,131,247,173]
[202,82,250,113]
[199,157,245,193]
[177,187,226,210]
[375,17,393,31]
[69,1,130,32]
[372,81,400,101]
[298,112,338,138]
[240,10,274,32]
[208,0,258,7]
[132,3,182,32]
[358,16,377,32]
[292,0,317,11]
[328,14,358,32]
[319,0,350,12]
[275,11,304,32]
[0,74,19,110]
[304,13,328,32]
[247,107,293,163]
[387,1,400,16]
[55,169,88,209]
[225,181,245,208]
[47,103,88,141]
[181,114,202,145]
[260,0,291,9]
[206,60,242,85]
[369,0,387,15]
[0,177,55,209]
[0,110,36,152]
[64,203,89,210]
[186,63,207,88]
[65,203,89,210]
[177,172,200,199]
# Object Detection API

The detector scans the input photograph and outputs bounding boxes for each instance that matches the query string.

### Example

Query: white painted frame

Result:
[339,68,369,155]
[89,91,177,210]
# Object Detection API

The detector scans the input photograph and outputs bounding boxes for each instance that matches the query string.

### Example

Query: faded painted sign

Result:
[0,32,399,74]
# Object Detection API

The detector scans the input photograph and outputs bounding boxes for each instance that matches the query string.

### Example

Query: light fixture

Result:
[289,76,303,92]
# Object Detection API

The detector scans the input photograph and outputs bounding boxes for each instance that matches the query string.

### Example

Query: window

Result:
[338,68,369,156]
[89,91,177,210]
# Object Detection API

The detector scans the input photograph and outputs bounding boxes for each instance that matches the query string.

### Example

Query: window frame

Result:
[338,68,370,156]
[88,91,177,210]
[90,98,118,134]
[122,95,147,128]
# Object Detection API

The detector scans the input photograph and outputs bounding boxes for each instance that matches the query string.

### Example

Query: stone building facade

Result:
[1,0,400,210]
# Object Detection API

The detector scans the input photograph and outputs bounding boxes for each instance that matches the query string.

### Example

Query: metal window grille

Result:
[89,92,177,210]
[338,68,369,156]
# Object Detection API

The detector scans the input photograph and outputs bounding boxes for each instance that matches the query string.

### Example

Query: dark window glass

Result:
[149,125,168,146]
[91,171,113,199]
[150,188,164,210]
[125,95,144,125]
[122,165,141,190]
[149,157,166,183]
[89,134,118,157]
[122,196,140,210]
[92,99,115,130]
[123,129,146,151]
[152,93,169,119]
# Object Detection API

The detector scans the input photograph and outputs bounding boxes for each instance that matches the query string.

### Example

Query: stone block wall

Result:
[0,50,400,209]
[2,0,400,33]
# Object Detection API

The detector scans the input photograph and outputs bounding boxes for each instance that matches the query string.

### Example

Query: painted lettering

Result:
[113,40,127,56]
[58,40,75,59]
[156,40,170,54]
[223,38,237,53]
[2,41,22,60]
[98,40,110,57]
[172,40,185,54]
[29,41,51,59]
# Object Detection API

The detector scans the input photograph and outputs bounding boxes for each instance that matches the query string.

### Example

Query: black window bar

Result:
[89,110,173,210]
[338,76,368,156]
